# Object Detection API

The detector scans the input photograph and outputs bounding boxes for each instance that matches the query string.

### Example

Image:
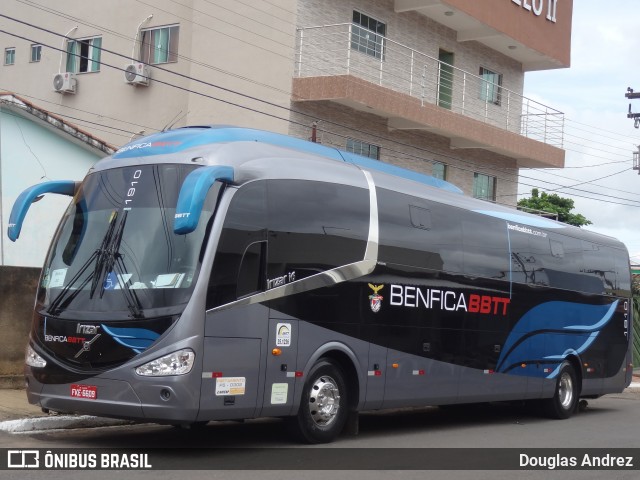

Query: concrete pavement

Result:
[0,388,43,422]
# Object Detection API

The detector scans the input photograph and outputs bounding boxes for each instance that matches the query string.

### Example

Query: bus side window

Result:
[581,242,617,295]
[461,214,509,280]
[207,182,267,309]
[236,241,266,298]
[614,248,631,296]
[377,189,462,273]
[266,180,369,283]
[544,234,584,292]
[509,230,549,286]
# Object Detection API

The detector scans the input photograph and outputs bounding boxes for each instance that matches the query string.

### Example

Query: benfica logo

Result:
[368,283,384,313]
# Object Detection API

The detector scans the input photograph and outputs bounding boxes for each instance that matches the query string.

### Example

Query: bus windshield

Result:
[38,164,219,318]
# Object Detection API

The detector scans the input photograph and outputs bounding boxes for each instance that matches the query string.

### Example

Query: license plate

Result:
[70,384,97,400]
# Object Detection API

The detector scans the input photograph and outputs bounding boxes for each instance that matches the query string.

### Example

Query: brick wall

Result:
[289,100,519,205]
[293,0,523,205]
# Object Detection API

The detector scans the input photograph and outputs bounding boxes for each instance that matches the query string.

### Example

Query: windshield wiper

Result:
[95,211,144,318]
[46,211,119,316]
[89,211,120,299]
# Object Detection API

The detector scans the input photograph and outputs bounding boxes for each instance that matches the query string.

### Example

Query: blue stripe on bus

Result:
[8,180,77,242]
[474,210,563,229]
[496,300,618,377]
[174,165,234,234]
[100,324,160,354]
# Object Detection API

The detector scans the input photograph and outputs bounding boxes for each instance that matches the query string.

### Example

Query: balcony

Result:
[293,24,565,168]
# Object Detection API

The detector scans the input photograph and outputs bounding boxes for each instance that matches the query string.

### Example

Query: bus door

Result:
[200,305,267,421]
[198,182,269,421]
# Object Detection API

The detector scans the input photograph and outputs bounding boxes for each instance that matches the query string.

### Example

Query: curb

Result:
[0,415,134,433]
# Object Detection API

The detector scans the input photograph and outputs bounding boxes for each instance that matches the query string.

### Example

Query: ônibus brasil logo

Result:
[368,283,384,313]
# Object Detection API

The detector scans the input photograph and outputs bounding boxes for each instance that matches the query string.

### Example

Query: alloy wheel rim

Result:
[308,375,341,427]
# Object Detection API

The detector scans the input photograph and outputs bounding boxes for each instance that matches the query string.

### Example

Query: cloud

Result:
[519,2,640,253]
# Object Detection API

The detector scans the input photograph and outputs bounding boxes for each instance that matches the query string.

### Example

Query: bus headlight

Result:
[135,349,195,376]
[25,344,47,368]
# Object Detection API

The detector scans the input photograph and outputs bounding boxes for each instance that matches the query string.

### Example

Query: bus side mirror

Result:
[8,180,79,242]
[174,165,234,235]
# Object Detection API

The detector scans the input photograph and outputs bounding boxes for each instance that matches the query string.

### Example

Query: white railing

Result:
[296,24,564,149]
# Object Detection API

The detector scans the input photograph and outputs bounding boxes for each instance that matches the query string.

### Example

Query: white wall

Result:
[0,108,101,267]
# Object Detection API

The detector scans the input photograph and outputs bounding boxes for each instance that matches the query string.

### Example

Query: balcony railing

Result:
[295,24,564,149]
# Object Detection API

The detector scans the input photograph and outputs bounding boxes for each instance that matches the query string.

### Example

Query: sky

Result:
[521,1,640,262]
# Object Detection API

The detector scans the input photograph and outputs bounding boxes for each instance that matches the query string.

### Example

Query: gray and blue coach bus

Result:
[9,126,633,443]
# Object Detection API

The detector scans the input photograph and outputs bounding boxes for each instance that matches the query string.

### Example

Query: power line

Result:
[566,117,640,143]
[187,0,295,37]
[3,13,639,209]
[17,0,637,172]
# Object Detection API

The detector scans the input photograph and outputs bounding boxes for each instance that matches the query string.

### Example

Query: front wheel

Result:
[287,359,348,444]
[543,361,579,419]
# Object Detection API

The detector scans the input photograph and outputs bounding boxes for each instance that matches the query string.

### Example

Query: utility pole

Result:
[625,89,640,174]
[625,87,640,128]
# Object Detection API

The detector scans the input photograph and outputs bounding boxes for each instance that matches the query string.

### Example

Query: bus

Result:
[9,126,634,443]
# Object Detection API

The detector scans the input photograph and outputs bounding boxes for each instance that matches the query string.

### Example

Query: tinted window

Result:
[267,180,369,282]
[582,242,618,295]
[207,182,267,308]
[462,213,509,280]
[544,234,584,291]
[237,241,266,298]
[614,248,631,295]
[378,189,462,273]
[509,230,549,286]
[39,164,217,316]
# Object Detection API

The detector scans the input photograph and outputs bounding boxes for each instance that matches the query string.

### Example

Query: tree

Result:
[517,188,592,227]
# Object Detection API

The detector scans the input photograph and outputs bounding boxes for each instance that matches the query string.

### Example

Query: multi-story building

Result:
[0,0,571,205]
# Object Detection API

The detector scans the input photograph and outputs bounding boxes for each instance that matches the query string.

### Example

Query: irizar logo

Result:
[368,283,384,313]
[77,324,100,334]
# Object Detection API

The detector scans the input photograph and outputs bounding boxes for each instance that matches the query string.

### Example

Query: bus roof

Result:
[109,126,463,194]
[97,126,625,250]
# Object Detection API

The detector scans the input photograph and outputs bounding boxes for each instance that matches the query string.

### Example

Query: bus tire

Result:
[288,359,348,444]
[543,361,578,419]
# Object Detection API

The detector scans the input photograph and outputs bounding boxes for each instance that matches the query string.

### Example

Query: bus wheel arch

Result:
[319,349,360,413]
[287,347,361,443]
[543,357,581,419]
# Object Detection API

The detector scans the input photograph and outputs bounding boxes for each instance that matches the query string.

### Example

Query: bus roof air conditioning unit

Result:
[124,62,150,86]
[53,72,76,94]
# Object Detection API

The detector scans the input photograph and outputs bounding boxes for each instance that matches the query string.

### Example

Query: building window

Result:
[346,138,380,160]
[432,162,447,180]
[30,44,42,63]
[473,173,496,201]
[4,48,15,65]
[141,25,179,64]
[66,37,102,73]
[351,11,386,60]
[479,67,502,105]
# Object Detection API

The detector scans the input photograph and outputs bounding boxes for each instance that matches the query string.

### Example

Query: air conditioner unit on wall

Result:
[53,72,76,94]
[124,62,150,86]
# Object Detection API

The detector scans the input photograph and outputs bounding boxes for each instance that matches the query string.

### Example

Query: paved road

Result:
[2,390,639,479]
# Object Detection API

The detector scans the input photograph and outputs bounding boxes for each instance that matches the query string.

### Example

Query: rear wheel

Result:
[287,359,348,444]
[543,361,579,419]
